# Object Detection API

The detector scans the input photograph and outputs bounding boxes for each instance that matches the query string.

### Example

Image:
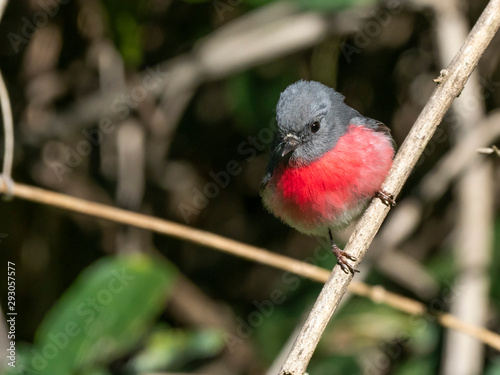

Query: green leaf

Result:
[114,12,143,66]
[128,326,225,372]
[486,358,500,375]
[28,254,177,375]
[100,0,146,67]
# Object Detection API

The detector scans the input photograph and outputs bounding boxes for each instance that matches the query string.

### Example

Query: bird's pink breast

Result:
[266,125,394,233]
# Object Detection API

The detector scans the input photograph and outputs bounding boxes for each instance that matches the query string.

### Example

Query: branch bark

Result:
[278,0,500,373]
[0,181,500,350]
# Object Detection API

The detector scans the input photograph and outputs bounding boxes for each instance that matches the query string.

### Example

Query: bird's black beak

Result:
[281,134,302,157]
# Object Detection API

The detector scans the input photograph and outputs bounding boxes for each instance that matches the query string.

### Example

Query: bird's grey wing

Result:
[352,116,391,136]
[352,116,396,149]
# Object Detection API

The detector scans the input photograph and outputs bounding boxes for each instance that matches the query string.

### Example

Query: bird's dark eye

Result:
[310,121,320,133]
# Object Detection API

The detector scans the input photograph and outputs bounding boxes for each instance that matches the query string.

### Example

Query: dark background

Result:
[0,0,499,374]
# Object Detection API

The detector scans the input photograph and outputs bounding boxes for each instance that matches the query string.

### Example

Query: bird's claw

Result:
[332,245,359,275]
[375,190,396,207]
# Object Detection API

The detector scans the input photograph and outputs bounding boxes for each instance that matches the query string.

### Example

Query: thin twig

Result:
[0,180,499,351]
[0,70,14,185]
[279,0,500,373]
[477,145,500,155]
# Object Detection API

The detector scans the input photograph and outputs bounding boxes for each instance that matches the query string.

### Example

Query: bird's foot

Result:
[375,190,396,207]
[332,245,359,275]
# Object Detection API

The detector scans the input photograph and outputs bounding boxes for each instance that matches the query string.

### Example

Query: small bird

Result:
[261,80,395,274]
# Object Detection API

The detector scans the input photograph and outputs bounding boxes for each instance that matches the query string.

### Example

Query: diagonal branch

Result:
[279,0,500,373]
[0,181,500,351]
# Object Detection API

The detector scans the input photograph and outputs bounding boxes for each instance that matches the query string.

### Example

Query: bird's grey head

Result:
[274,80,358,166]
